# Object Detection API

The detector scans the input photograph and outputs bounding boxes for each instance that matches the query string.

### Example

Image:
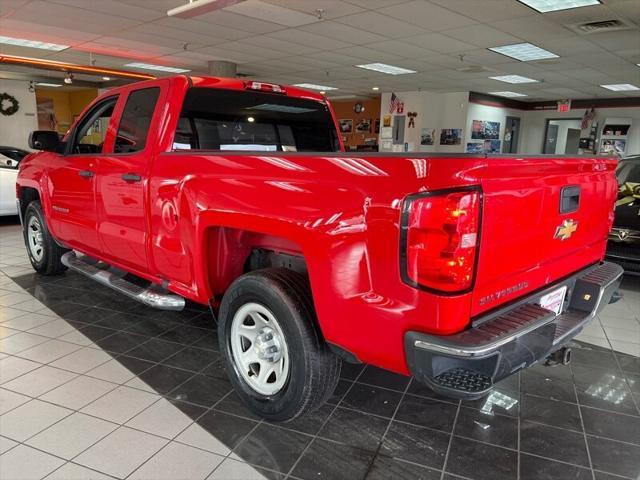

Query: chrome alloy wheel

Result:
[27,216,45,262]
[230,302,290,396]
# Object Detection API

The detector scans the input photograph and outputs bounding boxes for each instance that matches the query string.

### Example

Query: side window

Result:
[70,96,118,154]
[114,87,160,154]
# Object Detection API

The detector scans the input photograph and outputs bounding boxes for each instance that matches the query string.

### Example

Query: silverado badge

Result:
[554,219,578,241]
[617,229,630,241]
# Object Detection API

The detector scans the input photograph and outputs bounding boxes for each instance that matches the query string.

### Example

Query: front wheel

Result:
[218,268,341,422]
[23,201,68,275]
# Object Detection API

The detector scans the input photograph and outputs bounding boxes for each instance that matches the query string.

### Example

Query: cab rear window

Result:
[174,87,339,152]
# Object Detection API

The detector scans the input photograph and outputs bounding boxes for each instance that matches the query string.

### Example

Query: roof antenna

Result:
[315,8,324,20]
[458,54,466,62]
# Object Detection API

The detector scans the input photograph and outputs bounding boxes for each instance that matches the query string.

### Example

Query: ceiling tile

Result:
[428,0,533,23]
[7,0,143,35]
[267,28,353,50]
[298,20,388,45]
[378,1,478,31]
[152,18,254,41]
[46,0,162,21]
[402,32,475,53]
[193,10,286,34]
[333,11,426,38]
[235,35,318,55]
[442,24,522,48]
[0,18,100,45]
[225,0,319,27]
[333,45,407,63]
[491,16,575,41]
[587,30,640,52]
[367,40,435,58]
[264,0,365,19]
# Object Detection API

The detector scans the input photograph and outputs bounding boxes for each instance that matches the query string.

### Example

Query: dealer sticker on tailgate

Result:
[539,286,567,316]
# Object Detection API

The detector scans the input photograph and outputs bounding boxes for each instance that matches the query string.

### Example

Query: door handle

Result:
[78,170,94,178]
[121,173,142,183]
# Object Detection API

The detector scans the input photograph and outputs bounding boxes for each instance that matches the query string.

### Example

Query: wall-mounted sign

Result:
[557,99,571,113]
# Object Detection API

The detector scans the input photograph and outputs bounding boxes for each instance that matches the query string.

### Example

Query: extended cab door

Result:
[95,85,162,274]
[47,95,119,254]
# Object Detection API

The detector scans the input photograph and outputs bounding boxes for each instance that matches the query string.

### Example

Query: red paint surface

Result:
[17,76,618,375]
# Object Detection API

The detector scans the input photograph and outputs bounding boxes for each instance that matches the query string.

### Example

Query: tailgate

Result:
[470,157,617,316]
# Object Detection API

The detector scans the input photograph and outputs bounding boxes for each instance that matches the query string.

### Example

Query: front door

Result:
[95,86,161,274]
[48,96,118,254]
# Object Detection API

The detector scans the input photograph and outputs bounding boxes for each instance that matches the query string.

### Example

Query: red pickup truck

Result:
[17,75,622,421]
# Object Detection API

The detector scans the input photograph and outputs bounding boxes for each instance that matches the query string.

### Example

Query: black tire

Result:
[218,268,341,422]
[23,201,68,275]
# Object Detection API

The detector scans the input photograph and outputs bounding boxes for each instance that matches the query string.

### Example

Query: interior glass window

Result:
[114,87,160,153]
[70,97,118,154]
[175,87,339,152]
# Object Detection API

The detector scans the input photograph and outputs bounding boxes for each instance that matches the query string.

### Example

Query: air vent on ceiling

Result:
[568,19,631,34]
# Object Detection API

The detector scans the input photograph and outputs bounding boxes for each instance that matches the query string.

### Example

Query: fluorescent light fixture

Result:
[488,91,528,97]
[167,0,245,18]
[517,0,600,13]
[35,82,62,87]
[601,84,640,91]
[489,42,559,61]
[372,87,379,91]
[124,62,190,73]
[0,35,68,51]
[102,76,111,81]
[355,63,416,75]
[490,74,539,84]
[292,83,338,91]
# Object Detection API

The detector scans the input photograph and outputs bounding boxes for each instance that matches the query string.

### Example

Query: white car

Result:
[0,147,30,216]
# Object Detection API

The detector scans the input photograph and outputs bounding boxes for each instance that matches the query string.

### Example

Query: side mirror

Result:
[29,131,61,152]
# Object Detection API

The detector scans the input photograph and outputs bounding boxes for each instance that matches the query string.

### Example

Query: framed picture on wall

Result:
[356,118,371,133]
[440,128,462,145]
[466,142,483,153]
[339,119,353,134]
[471,120,500,140]
[483,139,501,153]
[420,128,436,146]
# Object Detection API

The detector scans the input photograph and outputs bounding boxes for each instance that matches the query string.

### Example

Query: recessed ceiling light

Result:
[124,62,190,73]
[372,87,379,91]
[601,84,640,91]
[517,0,601,13]
[355,63,416,75]
[489,74,539,84]
[35,82,62,87]
[0,35,69,51]
[292,83,337,91]
[488,91,528,97]
[489,42,559,61]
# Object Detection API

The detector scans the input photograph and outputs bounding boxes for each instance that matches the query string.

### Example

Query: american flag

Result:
[581,108,595,130]
[389,92,400,114]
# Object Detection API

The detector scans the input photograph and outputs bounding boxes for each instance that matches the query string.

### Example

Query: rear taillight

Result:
[400,187,481,293]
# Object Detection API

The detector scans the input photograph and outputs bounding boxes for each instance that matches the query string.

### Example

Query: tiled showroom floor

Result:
[0,218,639,480]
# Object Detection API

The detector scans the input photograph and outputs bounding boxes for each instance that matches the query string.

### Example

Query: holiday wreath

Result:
[0,93,20,116]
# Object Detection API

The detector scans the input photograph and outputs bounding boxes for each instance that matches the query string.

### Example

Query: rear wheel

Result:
[23,201,67,275]
[218,268,341,422]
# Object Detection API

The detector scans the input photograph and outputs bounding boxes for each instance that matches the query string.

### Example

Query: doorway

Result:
[502,116,521,154]
[543,118,582,154]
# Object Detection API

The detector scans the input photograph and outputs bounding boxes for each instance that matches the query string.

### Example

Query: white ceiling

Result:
[0,0,639,101]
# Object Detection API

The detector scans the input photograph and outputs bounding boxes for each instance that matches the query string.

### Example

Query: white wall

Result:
[379,90,468,153]
[549,119,582,154]
[0,79,37,150]
[465,102,526,153]
[522,107,640,156]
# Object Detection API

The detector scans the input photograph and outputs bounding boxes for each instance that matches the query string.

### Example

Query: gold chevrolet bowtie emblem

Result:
[554,219,578,241]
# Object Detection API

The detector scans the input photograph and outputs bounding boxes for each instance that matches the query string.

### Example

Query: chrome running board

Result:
[61,251,185,311]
